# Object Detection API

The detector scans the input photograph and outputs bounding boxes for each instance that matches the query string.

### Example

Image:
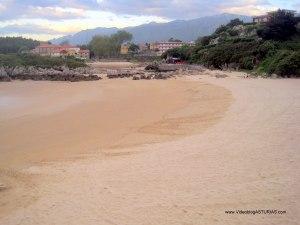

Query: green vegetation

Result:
[0,54,86,69]
[128,43,140,54]
[257,50,300,77]
[89,31,132,58]
[163,10,300,77]
[0,37,40,54]
[162,45,193,61]
[257,10,298,41]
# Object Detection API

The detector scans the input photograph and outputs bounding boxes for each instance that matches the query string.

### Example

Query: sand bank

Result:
[0,72,299,225]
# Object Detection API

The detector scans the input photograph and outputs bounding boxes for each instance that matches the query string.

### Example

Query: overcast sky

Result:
[0,0,299,40]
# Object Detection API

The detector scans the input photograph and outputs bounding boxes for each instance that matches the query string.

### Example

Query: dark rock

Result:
[145,63,178,72]
[140,74,152,80]
[145,64,159,71]
[0,75,11,82]
[215,74,228,78]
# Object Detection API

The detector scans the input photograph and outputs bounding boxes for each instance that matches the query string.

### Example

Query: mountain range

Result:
[50,13,252,45]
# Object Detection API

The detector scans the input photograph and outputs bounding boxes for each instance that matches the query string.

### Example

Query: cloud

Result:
[0,0,95,21]
[96,0,298,18]
[0,24,70,35]
[12,0,99,10]
[1,0,298,22]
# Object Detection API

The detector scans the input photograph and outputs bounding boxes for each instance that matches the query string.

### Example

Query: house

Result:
[120,43,130,54]
[78,49,90,59]
[150,41,195,55]
[31,44,62,56]
[138,43,149,52]
[31,44,90,59]
[253,15,270,23]
[253,10,297,23]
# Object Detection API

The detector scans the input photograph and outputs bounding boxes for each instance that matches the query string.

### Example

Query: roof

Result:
[79,49,90,53]
[36,44,78,49]
[37,44,61,48]
[155,41,184,44]
[60,44,78,49]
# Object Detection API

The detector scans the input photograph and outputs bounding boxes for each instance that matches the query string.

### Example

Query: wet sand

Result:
[0,78,231,168]
[0,76,232,218]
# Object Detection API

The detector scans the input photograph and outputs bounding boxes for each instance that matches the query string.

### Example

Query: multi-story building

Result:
[253,15,270,23]
[31,44,90,59]
[120,43,130,54]
[150,41,194,55]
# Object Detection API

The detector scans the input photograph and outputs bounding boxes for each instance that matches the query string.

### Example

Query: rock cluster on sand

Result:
[106,63,208,80]
[107,68,174,80]
[0,66,101,82]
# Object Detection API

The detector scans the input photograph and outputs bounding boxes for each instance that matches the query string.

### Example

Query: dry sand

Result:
[0,67,299,225]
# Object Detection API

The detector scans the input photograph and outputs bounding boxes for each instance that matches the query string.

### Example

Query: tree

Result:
[162,45,192,61]
[257,9,297,41]
[89,31,133,58]
[89,36,112,58]
[111,31,133,45]
[195,36,211,46]
[168,38,182,42]
[0,37,40,54]
[128,43,140,54]
[227,18,244,28]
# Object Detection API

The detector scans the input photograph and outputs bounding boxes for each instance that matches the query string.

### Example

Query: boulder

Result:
[215,74,228,78]
[0,75,11,82]
[132,76,140,80]
[145,64,159,71]
[140,74,152,80]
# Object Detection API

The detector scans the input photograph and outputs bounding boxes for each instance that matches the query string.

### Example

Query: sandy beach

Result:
[0,66,299,225]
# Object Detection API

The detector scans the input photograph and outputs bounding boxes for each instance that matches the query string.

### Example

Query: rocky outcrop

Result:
[0,66,101,82]
[0,67,11,82]
[132,76,140,80]
[145,63,178,72]
[109,63,205,80]
[0,75,11,82]
[107,69,144,79]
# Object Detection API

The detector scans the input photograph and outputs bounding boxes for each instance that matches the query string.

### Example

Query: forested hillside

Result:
[0,37,40,54]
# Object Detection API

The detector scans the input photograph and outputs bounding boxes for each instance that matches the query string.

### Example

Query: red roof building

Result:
[31,44,90,59]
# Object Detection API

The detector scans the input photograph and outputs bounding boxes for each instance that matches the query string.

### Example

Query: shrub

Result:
[215,25,228,34]
[240,56,255,70]
[162,45,192,61]
[257,41,278,59]
[257,50,300,77]
[190,39,261,69]
[0,54,86,69]
[228,30,239,36]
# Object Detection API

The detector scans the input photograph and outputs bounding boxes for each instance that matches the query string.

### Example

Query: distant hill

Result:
[50,13,252,45]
